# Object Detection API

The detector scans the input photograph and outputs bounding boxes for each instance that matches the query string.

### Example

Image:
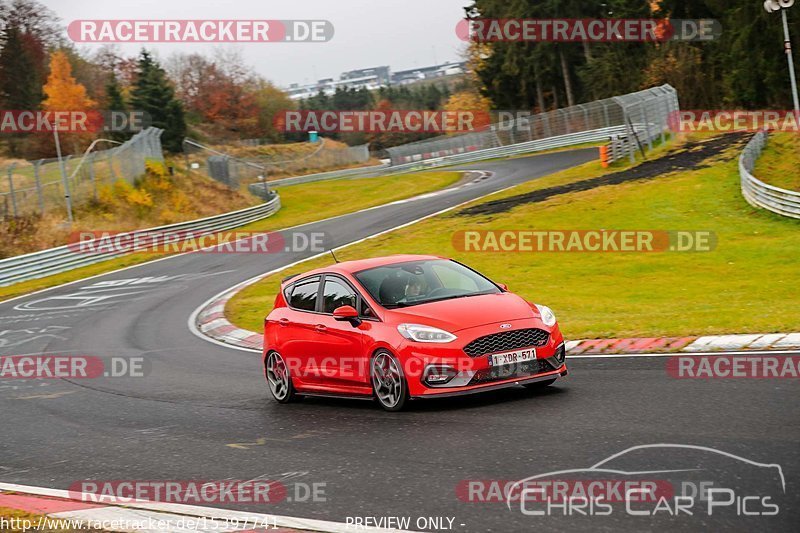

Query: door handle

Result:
[315,324,327,333]
[279,318,290,327]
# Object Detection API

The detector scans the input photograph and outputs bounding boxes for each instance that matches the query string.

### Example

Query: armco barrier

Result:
[0,194,281,287]
[739,131,800,219]
[262,125,637,190]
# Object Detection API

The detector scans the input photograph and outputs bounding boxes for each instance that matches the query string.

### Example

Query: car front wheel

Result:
[371,350,408,411]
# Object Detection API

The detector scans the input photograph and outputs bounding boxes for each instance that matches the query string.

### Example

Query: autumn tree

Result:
[43,50,97,110]
[42,50,97,152]
[444,90,492,132]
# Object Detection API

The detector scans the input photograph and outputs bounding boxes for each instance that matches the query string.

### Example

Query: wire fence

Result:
[0,128,165,219]
[385,85,678,165]
[183,138,370,196]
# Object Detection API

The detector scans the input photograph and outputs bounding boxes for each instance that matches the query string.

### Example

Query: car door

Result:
[281,276,322,385]
[310,275,367,392]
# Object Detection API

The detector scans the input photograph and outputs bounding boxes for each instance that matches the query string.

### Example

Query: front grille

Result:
[463,328,550,357]
[469,359,552,385]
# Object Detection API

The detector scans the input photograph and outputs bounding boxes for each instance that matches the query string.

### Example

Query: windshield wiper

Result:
[386,290,496,308]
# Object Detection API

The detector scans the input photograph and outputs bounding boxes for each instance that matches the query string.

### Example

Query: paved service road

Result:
[1,148,797,532]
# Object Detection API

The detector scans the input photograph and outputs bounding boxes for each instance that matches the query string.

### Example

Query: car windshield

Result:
[354,259,501,308]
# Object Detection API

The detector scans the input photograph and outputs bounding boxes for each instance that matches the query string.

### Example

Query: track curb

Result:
[194,288,800,355]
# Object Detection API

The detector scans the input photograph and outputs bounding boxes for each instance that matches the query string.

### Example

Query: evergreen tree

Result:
[105,74,129,142]
[130,50,186,152]
[0,24,47,156]
[0,25,45,109]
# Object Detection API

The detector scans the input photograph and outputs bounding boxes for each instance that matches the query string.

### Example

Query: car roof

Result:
[284,254,446,283]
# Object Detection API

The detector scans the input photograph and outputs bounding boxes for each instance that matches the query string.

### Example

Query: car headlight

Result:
[535,304,557,327]
[397,323,457,343]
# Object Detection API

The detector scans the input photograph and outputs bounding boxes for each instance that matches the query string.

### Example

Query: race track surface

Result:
[1,148,797,532]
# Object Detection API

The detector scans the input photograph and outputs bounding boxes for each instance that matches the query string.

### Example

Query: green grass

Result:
[0,171,462,303]
[753,132,800,191]
[226,138,800,339]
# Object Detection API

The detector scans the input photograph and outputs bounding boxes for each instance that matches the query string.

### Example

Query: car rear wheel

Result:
[371,351,408,411]
[265,351,298,403]
[523,378,557,390]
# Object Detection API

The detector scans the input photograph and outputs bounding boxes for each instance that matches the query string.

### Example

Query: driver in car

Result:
[405,276,425,299]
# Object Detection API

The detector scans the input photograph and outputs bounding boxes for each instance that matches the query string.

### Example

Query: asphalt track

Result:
[1,148,797,532]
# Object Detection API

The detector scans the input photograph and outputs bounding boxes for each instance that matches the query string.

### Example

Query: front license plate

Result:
[488,348,536,367]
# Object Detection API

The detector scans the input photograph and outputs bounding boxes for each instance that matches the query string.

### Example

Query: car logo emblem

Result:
[500,323,512,329]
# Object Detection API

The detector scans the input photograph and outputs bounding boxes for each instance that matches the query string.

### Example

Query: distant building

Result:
[284,61,466,100]
[390,62,466,85]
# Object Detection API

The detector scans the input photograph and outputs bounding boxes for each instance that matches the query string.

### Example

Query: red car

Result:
[263,255,567,411]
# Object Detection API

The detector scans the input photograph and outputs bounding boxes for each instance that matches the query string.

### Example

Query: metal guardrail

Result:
[739,131,800,219]
[1,86,677,288]
[386,85,677,165]
[263,125,639,190]
[0,194,281,287]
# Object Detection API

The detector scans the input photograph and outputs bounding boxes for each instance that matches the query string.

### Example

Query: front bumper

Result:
[397,318,566,397]
[410,365,567,399]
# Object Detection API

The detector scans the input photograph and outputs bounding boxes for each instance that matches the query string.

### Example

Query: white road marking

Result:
[189,172,514,353]
[0,482,417,533]
[0,171,495,308]
[567,349,800,359]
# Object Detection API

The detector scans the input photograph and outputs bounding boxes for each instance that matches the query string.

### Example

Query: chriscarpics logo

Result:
[504,444,785,519]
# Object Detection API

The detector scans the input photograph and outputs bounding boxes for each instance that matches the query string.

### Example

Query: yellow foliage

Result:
[125,188,153,208]
[43,51,97,111]
[444,91,492,114]
[169,192,191,213]
[145,160,168,177]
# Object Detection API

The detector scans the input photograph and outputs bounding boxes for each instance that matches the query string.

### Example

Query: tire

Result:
[264,351,299,403]
[370,350,409,411]
[523,378,557,390]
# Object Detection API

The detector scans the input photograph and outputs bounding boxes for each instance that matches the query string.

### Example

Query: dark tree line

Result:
[468,0,800,110]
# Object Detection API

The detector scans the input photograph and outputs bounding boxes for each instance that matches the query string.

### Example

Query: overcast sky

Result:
[39,0,470,87]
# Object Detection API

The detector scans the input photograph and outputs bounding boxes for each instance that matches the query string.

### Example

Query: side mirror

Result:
[333,305,361,327]
[497,283,508,291]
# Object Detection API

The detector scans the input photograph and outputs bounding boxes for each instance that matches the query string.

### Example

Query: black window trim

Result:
[284,275,322,314]
[320,273,380,321]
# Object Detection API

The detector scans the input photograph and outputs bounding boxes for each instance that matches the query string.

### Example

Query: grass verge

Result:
[753,132,800,192]
[226,134,800,339]
[0,171,462,303]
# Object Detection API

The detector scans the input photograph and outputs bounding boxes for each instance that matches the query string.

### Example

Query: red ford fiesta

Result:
[263,255,567,411]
